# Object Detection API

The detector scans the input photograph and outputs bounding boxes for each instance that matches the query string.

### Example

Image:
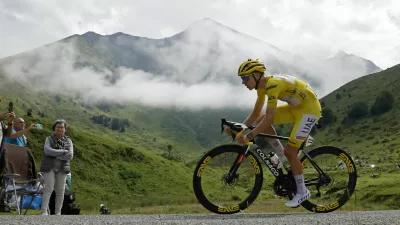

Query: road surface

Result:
[1,210,398,225]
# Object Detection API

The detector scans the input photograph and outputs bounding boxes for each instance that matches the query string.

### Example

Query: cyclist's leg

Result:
[284,99,322,207]
[255,103,295,160]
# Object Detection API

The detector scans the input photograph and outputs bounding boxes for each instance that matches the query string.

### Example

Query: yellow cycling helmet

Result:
[237,59,266,76]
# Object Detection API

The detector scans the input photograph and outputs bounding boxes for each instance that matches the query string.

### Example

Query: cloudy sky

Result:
[1,0,399,69]
[1,0,400,110]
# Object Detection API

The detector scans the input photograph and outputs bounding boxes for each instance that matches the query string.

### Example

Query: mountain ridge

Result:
[0,18,382,101]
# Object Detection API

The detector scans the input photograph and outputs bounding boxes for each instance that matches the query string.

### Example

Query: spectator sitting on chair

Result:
[40,119,73,216]
[4,117,37,147]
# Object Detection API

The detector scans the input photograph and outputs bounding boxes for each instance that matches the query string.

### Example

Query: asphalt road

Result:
[1,210,399,225]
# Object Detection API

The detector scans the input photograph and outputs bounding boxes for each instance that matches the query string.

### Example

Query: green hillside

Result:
[0,70,207,212]
[313,64,400,156]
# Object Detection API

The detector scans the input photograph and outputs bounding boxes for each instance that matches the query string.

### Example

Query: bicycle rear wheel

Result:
[300,146,357,213]
[193,144,263,214]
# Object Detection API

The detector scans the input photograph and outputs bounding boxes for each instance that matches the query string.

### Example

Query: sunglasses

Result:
[241,76,250,82]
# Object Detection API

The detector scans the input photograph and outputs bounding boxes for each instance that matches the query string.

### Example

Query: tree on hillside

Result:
[370,91,395,115]
[321,107,336,125]
[167,144,173,158]
[27,109,32,117]
[120,126,125,132]
[55,95,62,103]
[96,102,111,112]
[92,114,131,132]
[103,117,110,127]
[336,93,342,100]
[111,117,120,130]
[347,101,369,119]
[161,144,181,161]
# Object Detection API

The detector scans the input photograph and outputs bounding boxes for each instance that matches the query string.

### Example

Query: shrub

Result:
[370,91,395,115]
[347,101,368,119]
[321,107,336,125]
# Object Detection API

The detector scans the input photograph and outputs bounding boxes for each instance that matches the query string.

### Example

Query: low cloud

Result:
[0,20,384,111]
[1,37,259,110]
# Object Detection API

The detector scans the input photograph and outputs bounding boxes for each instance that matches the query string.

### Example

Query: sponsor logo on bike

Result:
[256,149,279,177]
[247,155,261,174]
[338,153,355,173]
[314,201,339,212]
[196,156,212,177]
[218,205,240,213]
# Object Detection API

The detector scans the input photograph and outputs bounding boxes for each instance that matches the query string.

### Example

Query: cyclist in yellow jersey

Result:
[226,59,322,208]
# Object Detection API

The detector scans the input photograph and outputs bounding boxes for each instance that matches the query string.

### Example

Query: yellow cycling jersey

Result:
[257,74,318,108]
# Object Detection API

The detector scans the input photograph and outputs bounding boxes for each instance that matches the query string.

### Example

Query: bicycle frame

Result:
[249,134,290,178]
[193,118,356,214]
[221,118,329,187]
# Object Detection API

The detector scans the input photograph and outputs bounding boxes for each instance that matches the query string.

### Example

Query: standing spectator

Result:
[39,119,73,216]
[0,112,14,153]
[4,117,37,147]
[0,96,15,155]
[0,96,15,212]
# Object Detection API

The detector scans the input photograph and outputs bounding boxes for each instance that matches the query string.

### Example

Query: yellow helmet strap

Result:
[252,73,262,90]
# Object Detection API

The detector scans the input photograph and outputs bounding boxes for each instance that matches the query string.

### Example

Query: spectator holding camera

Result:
[0,97,15,154]
[4,117,39,147]
[40,119,73,216]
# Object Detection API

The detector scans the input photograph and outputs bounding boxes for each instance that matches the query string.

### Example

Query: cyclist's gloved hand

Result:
[234,133,250,144]
[224,127,232,136]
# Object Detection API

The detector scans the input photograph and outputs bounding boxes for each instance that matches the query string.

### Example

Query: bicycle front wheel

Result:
[193,144,263,214]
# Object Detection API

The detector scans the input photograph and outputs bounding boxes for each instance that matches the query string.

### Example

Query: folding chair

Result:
[0,143,44,215]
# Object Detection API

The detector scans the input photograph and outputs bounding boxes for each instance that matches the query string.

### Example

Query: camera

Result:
[8,102,13,113]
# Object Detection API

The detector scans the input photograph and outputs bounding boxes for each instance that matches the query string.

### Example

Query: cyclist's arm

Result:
[246,82,279,138]
[243,89,265,126]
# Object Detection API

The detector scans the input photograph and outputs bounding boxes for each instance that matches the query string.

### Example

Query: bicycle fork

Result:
[224,145,253,184]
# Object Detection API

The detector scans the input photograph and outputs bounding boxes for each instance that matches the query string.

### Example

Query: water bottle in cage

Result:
[268,152,283,170]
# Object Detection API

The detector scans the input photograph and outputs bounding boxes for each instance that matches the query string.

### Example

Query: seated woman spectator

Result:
[39,119,73,216]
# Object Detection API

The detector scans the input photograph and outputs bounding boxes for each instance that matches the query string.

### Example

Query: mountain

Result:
[0,18,383,150]
[0,18,381,94]
[0,18,396,213]
[319,50,382,85]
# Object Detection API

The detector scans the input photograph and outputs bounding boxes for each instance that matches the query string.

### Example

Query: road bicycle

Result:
[192,118,357,214]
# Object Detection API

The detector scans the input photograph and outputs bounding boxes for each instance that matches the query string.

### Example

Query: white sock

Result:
[294,174,307,195]
[268,139,287,161]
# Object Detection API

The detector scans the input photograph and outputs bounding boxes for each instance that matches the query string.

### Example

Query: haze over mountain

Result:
[0,18,381,110]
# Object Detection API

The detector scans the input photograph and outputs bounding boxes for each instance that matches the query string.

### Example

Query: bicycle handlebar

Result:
[220,118,255,145]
